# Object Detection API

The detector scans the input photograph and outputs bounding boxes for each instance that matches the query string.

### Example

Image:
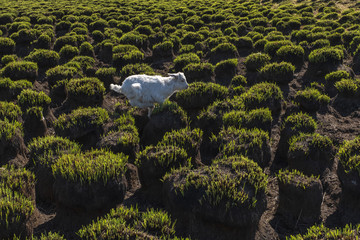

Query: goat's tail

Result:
[110,83,122,93]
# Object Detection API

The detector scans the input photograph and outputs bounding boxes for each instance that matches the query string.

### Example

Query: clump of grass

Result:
[223,108,272,132]
[308,46,344,65]
[119,32,146,48]
[0,37,16,55]
[95,67,116,84]
[77,206,179,239]
[277,169,320,189]
[210,42,238,62]
[181,32,203,45]
[183,62,214,83]
[120,63,155,79]
[275,45,304,65]
[234,36,253,49]
[113,44,139,54]
[284,112,317,134]
[289,133,333,154]
[164,155,268,209]
[0,101,22,122]
[1,55,17,65]
[0,185,34,233]
[335,78,360,96]
[0,78,32,100]
[152,40,174,57]
[231,75,247,87]
[214,58,238,77]
[54,107,109,133]
[66,77,105,105]
[254,39,268,51]
[240,82,283,112]
[79,41,94,57]
[104,113,140,156]
[211,126,270,166]
[17,89,51,111]
[325,70,350,83]
[277,112,318,159]
[89,19,109,32]
[152,100,188,121]
[25,106,44,122]
[288,132,334,175]
[52,149,128,185]
[27,135,81,168]
[294,88,330,111]
[287,223,360,240]
[174,82,229,110]
[196,97,244,135]
[113,49,144,68]
[244,52,271,72]
[136,145,190,186]
[0,119,22,140]
[311,39,330,50]
[10,29,38,44]
[24,49,59,68]
[59,45,79,62]
[259,61,295,84]
[264,40,293,56]
[36,34,51,49]
[337,136,360,176]
[0,165,35,199]
[173,53,201,72]
[54,35,78,51]
[45,65,79,87]
[1,61,38,81]
[68,56,95,71]
[13,232,66,240]
[158,127,203,162]
[0,13,14,25]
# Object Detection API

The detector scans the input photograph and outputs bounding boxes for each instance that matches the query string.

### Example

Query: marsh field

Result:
[1,0,360,239]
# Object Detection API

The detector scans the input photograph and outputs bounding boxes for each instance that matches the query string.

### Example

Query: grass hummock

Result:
[164,155,268,209]
[52,149,128,185]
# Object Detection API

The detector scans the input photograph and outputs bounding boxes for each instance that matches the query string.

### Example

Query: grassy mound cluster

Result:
[1,0,360,238]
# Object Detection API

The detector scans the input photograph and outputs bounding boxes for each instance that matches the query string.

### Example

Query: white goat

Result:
[110,72,189,117]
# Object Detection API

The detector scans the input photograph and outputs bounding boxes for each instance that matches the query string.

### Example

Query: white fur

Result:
[110,72,188,117]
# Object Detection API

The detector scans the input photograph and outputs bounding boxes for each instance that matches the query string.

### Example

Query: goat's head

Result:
[169,72,189,90]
